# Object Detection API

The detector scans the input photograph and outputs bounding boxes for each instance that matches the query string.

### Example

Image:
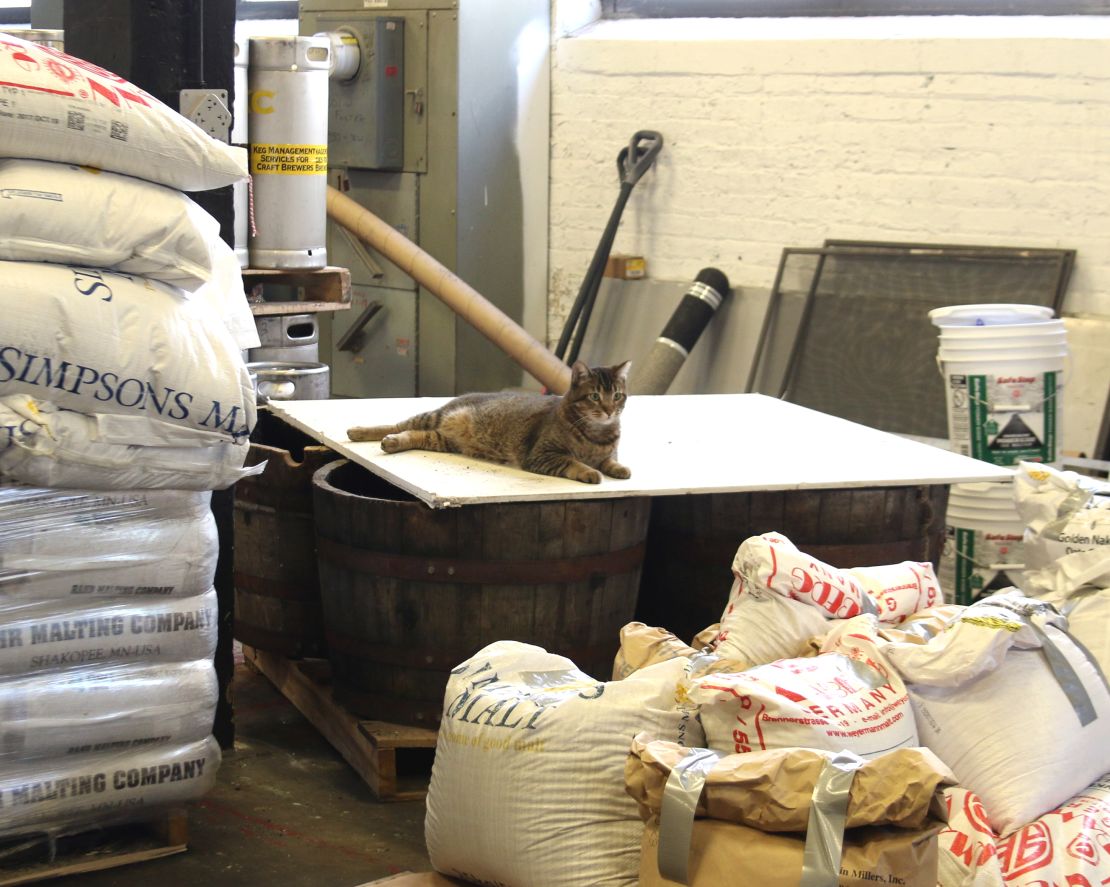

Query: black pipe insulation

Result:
[628,267,731,395]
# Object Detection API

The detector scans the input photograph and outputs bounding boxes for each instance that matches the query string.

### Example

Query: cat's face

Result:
[567,361,630,423]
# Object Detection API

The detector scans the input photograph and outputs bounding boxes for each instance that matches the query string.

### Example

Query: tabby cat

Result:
[346,361,631,484]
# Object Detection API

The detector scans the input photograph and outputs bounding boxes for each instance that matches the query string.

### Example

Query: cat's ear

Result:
[613,361,631,381]
[570,360,591,386]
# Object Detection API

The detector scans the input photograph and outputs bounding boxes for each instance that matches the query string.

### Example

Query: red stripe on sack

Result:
[0,79,73,96]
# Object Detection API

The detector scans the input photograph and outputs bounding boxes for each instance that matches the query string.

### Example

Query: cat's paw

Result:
[605,463,631,480]
[347,426,373,441]
[571,467,603,484]
[380,434,403,454]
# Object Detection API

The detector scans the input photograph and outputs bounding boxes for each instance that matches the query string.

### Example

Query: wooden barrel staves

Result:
[636,485,950,645]
[233,411,335,658]
[313,459,652,728]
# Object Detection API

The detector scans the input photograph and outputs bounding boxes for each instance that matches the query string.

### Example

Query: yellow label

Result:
[250,144,327,175]
[960,614,1022,632]
[249,90,275,115]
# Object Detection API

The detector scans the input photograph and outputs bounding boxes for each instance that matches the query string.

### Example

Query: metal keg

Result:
[5,29,64,49]
[249,314,320,363]
[248,361,330,404]
[247,35,330,270]
[232,37,250,269]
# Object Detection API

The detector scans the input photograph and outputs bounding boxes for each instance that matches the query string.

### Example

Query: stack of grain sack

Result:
[0,33,258,840]
[422,508,1110,886]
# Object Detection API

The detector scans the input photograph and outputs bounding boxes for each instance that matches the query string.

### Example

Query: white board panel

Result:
[269,393,1013,509]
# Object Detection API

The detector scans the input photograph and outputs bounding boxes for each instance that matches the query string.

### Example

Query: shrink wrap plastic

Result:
[0,588,218,677]
[0,735,221,839]
[0,659,216,762]
[0,395,260,491]
[0,483,216,600]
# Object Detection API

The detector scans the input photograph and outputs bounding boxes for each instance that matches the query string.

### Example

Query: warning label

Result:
[250,144,327,175]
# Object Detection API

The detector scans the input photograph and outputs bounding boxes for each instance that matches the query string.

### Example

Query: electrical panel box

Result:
[300,0,550,398]
[326,17,406,171]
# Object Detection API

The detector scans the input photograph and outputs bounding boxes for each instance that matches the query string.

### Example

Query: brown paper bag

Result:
[612,622,750,680]
[627,736,955,887]
[639,818,941,887]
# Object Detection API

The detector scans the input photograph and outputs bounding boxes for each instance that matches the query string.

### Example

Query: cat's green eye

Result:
[614,392,623,401]
[589,393,600,402]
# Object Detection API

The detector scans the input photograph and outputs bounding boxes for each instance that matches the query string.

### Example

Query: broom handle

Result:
[326,185,572,395]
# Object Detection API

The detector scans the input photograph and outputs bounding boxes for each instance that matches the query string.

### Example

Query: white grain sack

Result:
[1014,461,1110,571]
[0,735,221,838]
[686,648,918,760]
[1022,548,1110,679]
[0,483,217,601]
[714,586,830,666]
[715,532,941,665]
[425,641,700,887]
[872,592,1110,835]
[0,159,217,287]
[0,395,258,490]
[0,35,246,191]
[0,660,217,762]
[0,588,218,677]
[0,261,255,443]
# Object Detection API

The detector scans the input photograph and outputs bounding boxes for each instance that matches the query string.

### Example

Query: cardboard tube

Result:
[326,186,572,395]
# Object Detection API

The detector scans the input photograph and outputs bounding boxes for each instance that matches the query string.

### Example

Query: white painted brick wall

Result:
[549,16,1110,342]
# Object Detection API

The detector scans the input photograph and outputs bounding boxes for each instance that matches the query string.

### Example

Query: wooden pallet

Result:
[242,645,437,801]
[244,265,352,316]
[0,808,187,886]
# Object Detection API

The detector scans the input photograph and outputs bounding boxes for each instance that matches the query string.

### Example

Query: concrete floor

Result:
[46,653,433,887]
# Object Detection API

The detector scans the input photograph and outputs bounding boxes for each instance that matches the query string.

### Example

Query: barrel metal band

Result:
[317,536,646,584]
[234,570,320,601]
[662,532,924,568]
[233,619,322,657]
[326,629,617,672]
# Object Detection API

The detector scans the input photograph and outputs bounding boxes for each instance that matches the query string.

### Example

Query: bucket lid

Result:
[936,319,1066,339]
[929,304,1055,327]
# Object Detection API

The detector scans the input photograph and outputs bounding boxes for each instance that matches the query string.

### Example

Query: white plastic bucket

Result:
[930,304,1067,467]
[939,481,1025,605]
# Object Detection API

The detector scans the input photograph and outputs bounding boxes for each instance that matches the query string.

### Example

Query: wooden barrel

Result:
[313,459,652,727]
[636,484,950,644]
[233,411,335,658]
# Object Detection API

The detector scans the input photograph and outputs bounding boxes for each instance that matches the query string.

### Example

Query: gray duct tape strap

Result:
[799,750,866,887]
[858,591,880,618]
[657,748,722,885]
[1031,621,1107,726]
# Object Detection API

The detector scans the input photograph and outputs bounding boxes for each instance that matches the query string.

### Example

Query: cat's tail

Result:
[347,409,441,442]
